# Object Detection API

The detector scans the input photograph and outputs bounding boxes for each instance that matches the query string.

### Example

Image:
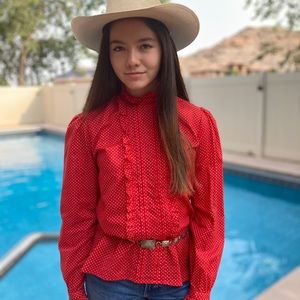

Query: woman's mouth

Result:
[125,72,146,79]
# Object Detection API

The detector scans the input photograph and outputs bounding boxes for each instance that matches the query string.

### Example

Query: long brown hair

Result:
[83,17,196,197]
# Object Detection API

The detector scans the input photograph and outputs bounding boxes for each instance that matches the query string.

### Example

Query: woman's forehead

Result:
[110,18,157,41]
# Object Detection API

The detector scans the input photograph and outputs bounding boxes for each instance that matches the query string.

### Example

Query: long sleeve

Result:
[58,114,99,300]
[185,108,225,300]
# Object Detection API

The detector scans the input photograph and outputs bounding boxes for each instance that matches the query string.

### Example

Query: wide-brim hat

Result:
[71,0,200,52]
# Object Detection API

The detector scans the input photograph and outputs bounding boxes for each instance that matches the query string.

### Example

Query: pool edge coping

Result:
[254,266,300,300]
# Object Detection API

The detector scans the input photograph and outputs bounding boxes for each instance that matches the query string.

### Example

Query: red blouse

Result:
[58,89,224,300]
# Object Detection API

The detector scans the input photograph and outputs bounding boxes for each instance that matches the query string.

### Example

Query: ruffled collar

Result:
[119,85,157,105]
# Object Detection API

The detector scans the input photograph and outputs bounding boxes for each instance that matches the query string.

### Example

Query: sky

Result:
[172,0,276,57]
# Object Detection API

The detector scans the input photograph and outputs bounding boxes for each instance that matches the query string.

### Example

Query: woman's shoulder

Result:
[68,100,118,127]
[177,97,216,126]
[65,101,119,146]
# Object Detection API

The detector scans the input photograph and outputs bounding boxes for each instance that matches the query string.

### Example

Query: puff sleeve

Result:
[58,114,99,300]
[185,108,225,300]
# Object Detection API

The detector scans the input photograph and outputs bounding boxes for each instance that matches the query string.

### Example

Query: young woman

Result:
[58,1,224,300]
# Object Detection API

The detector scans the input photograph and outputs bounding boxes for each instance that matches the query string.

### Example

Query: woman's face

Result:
[109,18,162,97]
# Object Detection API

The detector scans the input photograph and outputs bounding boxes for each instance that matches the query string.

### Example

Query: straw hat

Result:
[71,0,200,52]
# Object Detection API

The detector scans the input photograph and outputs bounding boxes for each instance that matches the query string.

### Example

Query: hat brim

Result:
[71,3,200,52]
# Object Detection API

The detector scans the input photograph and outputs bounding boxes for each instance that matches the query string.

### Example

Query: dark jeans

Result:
[85,273,190,300]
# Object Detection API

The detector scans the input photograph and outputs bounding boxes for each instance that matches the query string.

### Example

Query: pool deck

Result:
[255,266,300,300]
[0,124,44,135]
[224,152,300,178]
[0,124,66,135]
[223,152,300,187]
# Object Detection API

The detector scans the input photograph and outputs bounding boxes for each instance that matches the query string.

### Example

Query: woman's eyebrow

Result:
[110,40,125,45]
[138,37,156,42]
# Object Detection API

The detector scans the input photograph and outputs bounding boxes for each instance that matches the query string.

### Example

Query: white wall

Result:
[186,72,300,162]
[264,72,300,162]
[187,74,265,156]
[0,87,43,126]
[41,83,89,127]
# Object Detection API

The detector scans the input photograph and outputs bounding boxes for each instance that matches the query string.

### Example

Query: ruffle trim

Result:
[118,101,138,240]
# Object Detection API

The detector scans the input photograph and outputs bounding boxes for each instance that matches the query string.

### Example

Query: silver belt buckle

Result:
[160,240,171,247]
[139,239,156,249]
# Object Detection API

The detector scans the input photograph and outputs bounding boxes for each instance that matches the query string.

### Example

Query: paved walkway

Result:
[255,266,300,300]
[0,124,44,135]
[224,152,300,178]
[223,152,300,188]
[0,124,66,135]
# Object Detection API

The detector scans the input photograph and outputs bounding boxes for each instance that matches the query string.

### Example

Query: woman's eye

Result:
[140,44,152,50]
[113,46,124,52]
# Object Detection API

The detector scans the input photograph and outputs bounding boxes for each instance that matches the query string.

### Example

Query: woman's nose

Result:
[126,49,140,67]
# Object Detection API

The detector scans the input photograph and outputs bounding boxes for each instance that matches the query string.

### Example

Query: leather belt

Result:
[136,229,189,250]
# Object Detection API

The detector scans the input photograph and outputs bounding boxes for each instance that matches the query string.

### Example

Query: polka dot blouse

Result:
[58,88,224,300]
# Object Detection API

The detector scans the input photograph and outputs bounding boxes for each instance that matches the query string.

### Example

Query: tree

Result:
[245,0,300,29]
[245,0,300,69]
[0,0,171,86]
[0,0,104,86]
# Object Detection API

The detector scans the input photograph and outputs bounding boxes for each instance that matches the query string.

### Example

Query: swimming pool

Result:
[0,132,299,300]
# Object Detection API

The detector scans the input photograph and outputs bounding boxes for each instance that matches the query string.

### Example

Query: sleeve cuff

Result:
[69,290,88,300]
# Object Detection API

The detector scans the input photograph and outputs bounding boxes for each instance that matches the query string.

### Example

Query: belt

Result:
[136,229,189,250]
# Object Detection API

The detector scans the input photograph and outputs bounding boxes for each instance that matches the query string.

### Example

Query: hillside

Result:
[180,26,300,77]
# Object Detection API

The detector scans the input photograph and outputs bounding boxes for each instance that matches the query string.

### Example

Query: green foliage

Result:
[225,67,239,76]
[0,0,104,86]
[245,0,300,69]
[293,45,300,64]
[255,42,280,60]
[245,0,300,30]
[0,76,8,86]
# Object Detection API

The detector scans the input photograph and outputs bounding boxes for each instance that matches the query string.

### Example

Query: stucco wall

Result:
[0,87,43,126]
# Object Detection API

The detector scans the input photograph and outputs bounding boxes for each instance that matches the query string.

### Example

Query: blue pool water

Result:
[0,133,299,300]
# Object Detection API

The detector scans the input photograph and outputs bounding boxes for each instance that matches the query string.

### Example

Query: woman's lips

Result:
[125,72,146,79]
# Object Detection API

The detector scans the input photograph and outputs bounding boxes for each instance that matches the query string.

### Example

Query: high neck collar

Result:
[119,86,157,105]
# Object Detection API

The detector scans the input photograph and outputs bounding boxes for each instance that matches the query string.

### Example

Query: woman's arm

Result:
[185,108,225,300]
[58,114,99,300]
